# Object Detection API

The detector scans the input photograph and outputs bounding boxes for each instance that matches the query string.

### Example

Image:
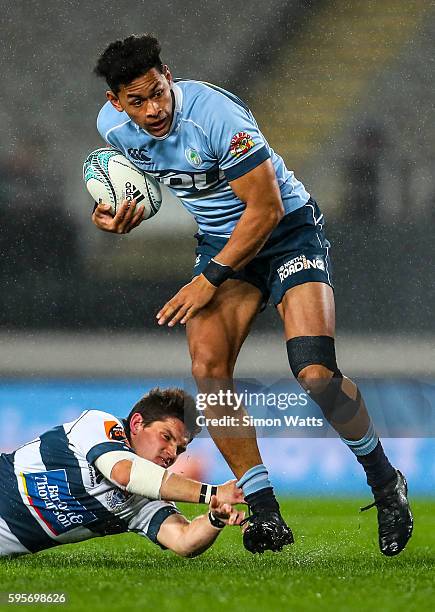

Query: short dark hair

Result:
[94,34,163,94]
[124,387,200,441]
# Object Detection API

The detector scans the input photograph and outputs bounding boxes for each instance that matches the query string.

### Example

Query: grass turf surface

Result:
[0,499,434,612]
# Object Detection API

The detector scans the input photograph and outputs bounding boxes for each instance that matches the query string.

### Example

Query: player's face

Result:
[131,417,189,468]
[107,66,174,137]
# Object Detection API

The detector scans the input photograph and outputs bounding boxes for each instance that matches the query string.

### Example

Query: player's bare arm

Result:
[98,455,244,505]
[157,159,284,327]
[216,158,284,269]
[156,496,245,557]
[92,198,145,233]
[160,474,244,505]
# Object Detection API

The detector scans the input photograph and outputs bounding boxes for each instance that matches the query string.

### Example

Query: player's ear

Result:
[129,412,144,434]
[106,90,124,112]
[163,65,173,85]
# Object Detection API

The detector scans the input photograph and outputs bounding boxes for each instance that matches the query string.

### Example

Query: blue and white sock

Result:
[237,464,279,511]
[237,464,272,496]
[341,421,378,456]
[341,421,396,489]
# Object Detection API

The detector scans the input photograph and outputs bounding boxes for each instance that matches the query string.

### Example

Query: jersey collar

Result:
[135,83,183,140]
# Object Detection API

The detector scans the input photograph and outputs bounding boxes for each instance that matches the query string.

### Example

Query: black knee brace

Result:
[286,336,362,424]
[286,336,338,378]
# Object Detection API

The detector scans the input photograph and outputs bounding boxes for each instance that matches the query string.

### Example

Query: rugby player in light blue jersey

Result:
[91,35,412,556]
[0,388,244,557]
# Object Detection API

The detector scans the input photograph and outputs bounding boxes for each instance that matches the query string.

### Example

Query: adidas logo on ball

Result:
[83,147,162,220]
[125,181,145,204]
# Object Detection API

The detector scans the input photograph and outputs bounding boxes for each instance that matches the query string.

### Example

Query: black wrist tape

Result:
[202,258,234,287]
[208,511,225,529]
[199,484,218,504]
[199,484,208,504]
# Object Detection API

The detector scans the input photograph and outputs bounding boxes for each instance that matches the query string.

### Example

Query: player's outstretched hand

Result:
[209,495,245,526]
[157,274,217,327]
[92,199,145,234]
[216,479,245,505]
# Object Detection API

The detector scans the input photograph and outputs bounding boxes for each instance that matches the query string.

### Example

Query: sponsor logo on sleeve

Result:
[277,255,325,282]
[88,465,96,488]
[20,469,97,536]
[104,420,128,442]
[105,489,131,510]
[229,131,255,158]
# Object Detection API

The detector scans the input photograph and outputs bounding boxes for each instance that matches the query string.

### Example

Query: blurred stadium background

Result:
[1,0,434,494]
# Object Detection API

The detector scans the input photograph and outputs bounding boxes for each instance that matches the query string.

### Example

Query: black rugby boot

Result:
[361,470,413,556]
[241,509,294,554]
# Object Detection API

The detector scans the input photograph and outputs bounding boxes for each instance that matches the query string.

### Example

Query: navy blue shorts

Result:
[192,198,333,306]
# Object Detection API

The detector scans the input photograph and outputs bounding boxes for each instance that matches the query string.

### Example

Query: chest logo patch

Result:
[127,147,151,163]
[185,147,202,168]
[230,131,254,158]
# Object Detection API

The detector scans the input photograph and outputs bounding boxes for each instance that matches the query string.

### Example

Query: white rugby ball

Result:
[83,147,162,219]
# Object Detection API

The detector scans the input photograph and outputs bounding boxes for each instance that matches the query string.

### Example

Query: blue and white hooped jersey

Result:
[97,80,310,236]
[0,410,178,556]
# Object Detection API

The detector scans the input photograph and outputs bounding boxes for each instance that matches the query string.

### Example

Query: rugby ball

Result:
[83,148,162,219]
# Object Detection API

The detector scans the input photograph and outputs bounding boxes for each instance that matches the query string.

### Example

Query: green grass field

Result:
[1,499,434,612]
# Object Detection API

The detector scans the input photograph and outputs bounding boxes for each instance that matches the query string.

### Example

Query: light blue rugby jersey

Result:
[97,80,310,236]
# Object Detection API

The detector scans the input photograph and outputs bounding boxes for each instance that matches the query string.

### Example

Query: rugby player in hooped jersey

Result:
[0,388,244,557]
[91,35,413,556]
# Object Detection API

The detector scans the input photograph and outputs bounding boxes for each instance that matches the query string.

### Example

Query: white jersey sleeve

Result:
[65,410,135,465]
[127,499,180,549]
